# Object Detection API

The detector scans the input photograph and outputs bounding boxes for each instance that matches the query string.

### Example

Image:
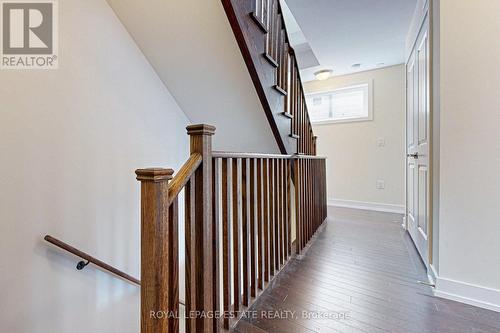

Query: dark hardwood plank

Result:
[235,207,500,333]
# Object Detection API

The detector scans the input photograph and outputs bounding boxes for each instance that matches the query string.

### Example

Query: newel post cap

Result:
[135,168,174,182]
[186,124,216,136]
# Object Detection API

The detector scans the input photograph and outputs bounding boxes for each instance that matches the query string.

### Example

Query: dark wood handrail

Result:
[213,151,292,159]
[293,154,327,160]
[44,235,141,286]
[168,152,202,203]
[212,151,326,160]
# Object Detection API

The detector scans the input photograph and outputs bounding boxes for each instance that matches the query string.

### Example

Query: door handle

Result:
[407,153,419,159]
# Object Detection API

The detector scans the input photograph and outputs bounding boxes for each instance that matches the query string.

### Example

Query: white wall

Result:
[0,0,191,332]
[304,65,406,213]
[434,0,500,310]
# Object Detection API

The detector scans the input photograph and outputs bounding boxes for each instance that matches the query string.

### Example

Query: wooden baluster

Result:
[241,158,250,307]
[168,198,179,331]
[324,159,327,221]
[307,160,310,240]
[212,159,220,333]
[282,159,286,262]
[313,160,316,233]
[283,42,289,94]
[301,159,306,248]
[232,158,241,313]
[290,60,296,135]
[185,176,196,333]
[299,96,304,154]
[278,159,284,267]
[298,97,301,154]
[284,159,288,260]
[300,159,304,247]
[293,159,300,253]
[276,21,282,88]
[274,159,280,270]
[294,62,298,143]
[275,159,280,270]
[136,168,178,333]
[303,101,306,154]
[263,0,269,30]
[269,159,275,276]
[294,59,297,134]
[263,159,270,281]
[305,159,309,240]
[286,159,292,256]
[249,159,257,297]
[273,2,279,62]
[317,159,320,224]
[265,0,271,59]
[275,14,281,65]
[222,159,231,330]
[257,159,265,289]
[186,124,216,332]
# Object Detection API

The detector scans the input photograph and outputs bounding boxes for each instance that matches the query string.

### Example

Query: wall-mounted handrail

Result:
[44,235,140,286]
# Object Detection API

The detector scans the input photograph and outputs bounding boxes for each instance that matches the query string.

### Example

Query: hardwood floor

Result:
[233,207,500,333]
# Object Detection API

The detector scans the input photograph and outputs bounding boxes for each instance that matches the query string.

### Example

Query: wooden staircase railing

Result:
[136,125,326,332]
[222,0,317,155]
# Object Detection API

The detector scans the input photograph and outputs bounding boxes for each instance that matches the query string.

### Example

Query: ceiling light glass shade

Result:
[314,69,333,81]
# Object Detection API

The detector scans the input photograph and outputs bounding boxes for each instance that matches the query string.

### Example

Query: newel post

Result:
[186,124,218,332]
[135,168,178,333]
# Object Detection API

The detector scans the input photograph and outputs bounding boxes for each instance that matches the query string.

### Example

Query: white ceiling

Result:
[283,0,417,81]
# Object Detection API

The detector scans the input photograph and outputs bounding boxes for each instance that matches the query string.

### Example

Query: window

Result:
[306,82,373,124]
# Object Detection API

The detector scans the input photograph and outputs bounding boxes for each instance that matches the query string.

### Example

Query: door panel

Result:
[418,31,428,145]
[407,57,415,148]
[406,16,430,266]
[418,166,428,235]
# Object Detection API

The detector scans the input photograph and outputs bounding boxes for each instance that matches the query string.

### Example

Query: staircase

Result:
[222,0,317,155]
[106,0,317,156]
[107,0,326,331]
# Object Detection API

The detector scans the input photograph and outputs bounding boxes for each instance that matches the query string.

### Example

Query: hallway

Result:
[234,207,500,333]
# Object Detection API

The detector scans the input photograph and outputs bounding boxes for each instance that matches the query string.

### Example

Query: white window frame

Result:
[306,80,374,125]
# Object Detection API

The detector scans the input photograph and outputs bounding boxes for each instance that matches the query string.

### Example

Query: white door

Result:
[406,18,430,266]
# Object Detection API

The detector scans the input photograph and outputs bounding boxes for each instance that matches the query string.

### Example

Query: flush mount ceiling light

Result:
[314,69,333,81]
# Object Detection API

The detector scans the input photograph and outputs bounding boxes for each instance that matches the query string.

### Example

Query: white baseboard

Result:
[328,199,405,214]
[434,277,500,313]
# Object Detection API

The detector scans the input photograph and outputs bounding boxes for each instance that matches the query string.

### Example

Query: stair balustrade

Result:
[136,124,326,332]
